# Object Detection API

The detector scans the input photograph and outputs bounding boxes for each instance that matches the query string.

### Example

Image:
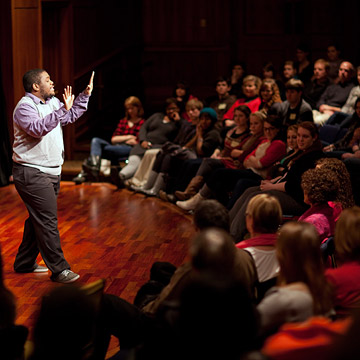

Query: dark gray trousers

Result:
[12,163,70,276]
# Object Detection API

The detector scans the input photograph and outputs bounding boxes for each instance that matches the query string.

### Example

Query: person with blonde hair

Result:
[236,194,283,301]
[258,221,333,336]
[223,75,262,126]
[326,207,360,316]
[73,96,145,184]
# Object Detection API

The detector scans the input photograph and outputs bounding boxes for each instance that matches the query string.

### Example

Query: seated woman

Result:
[325,207,360,317]
[299,167,342,243]
[111,98,182,189]
[176,113,286,211]
[72,96,145,184]
[257,221,333,337]
[258,78,282,114]
[236,194,282,301]
[227,124,300,209]
[169,105,254,202]
[222,75,262,127]
[173,80,196,121]
[229,121,324,243]
[134,107,221,197]
[323,97,360,159]
[315,157,355,209]
[129,98,203,190]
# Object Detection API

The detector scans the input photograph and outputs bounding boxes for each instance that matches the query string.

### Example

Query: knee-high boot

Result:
[174,176,204,201]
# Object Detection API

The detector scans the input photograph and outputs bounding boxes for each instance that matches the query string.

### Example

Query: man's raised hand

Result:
[84,71,95,95]
[63,86,75,110]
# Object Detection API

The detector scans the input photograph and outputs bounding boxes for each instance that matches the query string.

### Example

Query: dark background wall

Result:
[1,0,360,160]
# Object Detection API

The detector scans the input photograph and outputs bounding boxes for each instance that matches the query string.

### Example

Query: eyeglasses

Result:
[264,126,276,132]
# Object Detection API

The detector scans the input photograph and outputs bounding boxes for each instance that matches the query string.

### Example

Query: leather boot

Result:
[72,171,87,185]
[158,190,176,203]
[176,193,204,211]
[174,176,204,201]
[82,155,101,180]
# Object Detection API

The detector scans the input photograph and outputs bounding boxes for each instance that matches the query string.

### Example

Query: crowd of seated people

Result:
[5,200,360,359]
[71,42,359,209]
[9,43,352,357]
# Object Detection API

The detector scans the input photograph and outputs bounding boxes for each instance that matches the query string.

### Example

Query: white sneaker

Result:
[53,270,80,284]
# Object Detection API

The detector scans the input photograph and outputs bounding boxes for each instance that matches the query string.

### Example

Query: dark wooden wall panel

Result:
[1,0,360,161]
[11,0,43,104]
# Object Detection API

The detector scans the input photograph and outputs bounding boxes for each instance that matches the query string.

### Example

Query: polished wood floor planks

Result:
[0,181,195,348]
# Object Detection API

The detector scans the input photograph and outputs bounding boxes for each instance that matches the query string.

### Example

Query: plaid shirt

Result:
[112,118,145,139]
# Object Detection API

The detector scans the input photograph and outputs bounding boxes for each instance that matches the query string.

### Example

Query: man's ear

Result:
[32,83,40,92]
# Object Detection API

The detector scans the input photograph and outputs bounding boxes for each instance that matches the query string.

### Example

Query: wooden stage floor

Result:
[0,181,195,356]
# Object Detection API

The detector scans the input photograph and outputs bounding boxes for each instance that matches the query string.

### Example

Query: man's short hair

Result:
[314,58,330,73]
[215,76,231,87]
[23,69,46,93]
[193,200,230,232]
[285,78,304,92]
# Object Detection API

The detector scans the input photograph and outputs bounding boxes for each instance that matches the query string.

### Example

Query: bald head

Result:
[190,228,235,274]
[339,61,354,83]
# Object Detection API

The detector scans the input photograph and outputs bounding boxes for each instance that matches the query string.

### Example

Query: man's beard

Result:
[40,89,55,100]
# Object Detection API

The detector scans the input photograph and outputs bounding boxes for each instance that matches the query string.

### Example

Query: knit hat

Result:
[200,107,218,124]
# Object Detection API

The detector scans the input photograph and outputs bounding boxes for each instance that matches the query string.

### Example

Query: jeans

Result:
[90,137,132,164]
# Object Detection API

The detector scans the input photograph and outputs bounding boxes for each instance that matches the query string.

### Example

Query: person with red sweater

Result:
[222,75,262,127]
[326,206,360,317]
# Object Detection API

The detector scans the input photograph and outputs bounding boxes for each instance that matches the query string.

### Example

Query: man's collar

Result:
[25,92,51,104]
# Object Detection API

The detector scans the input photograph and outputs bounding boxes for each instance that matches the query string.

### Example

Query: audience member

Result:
[314,61,355,125]
[166,273,259,360]
[326,43,343,83]
[205,76,236,126]
[236,194,282,301]
[262,61,276,80]
[110,98,182,188]
[223,75,262,126]
[323,97,360,159]
[316,157,354,209]
[129,98,202,192]
[134,107,221,197]
[258,78,282,114]
[30,285,98,360]
[176,114,286,211]
[326,206,360,317]
[299,167,341,243]
[229,121,324,242]
[278,60,298,100]
[295,42,313,85]
[303,59,331,109]
[170,105,253,202]
[270,78,313,126]
[92,227,258,359]
[257,221,333,337]
[228,124,300,210]
[325,65,360,127]
[0,245,28,360]
[73,96,145,184]
[172,80,195,121]
[229,61,247,98]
